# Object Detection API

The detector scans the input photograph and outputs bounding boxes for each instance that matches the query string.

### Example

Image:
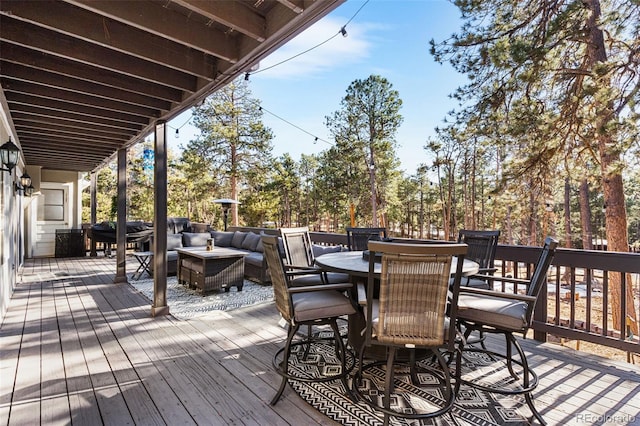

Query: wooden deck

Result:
[1,256,639,425]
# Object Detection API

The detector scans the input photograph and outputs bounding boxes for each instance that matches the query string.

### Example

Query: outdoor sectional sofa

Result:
[149,227,279,283]
[148,225,343,284]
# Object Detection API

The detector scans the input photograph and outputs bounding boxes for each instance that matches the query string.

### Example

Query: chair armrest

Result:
[285,263,318,271]
[284,269,324,277]
[476,267,498,275]
[470,273,530,286]
[459,286,537,303]
[288,283,353,293]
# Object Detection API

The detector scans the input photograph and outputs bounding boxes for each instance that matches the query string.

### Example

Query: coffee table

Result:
[176,247,247,294]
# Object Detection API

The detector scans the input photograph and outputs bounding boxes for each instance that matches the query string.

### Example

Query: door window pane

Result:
[39,188,65,221]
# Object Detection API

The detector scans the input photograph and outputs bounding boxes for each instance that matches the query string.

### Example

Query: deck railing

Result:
[494,244,640,354]
[308,231,640,355]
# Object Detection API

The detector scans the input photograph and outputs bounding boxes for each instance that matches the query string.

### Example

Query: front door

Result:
[34,182,70,257]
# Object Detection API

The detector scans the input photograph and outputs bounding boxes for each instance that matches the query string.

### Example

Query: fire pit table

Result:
[176,247,247,294]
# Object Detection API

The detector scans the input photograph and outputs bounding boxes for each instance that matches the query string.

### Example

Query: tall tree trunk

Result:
[579,178,593,250]
[586,0,636,334]
[563,178,572,248]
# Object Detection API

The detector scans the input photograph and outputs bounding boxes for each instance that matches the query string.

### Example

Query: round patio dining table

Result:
[315,250,479,357]
[315,250,479,278]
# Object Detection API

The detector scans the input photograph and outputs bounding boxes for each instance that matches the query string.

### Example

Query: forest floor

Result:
[545,293,639,364]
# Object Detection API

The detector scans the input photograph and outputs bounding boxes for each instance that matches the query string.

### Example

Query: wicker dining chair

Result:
[345,227,388,251]
[261,235,356,406]
[352,240,468,426]
[455,236,558,425]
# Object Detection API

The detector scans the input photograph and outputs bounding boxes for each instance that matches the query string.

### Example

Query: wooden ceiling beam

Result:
[0,0,219,79]
[12,113,137,138]
[7,93,152,125]
[21,147,112,161]
[275,0,305,14]
[66,0,240,62]
[0,18,197,91]
[1,60,172,111]
[11,105,146,132]
[171,0,266,41]
[13,120,130,142]
[20,140,118,155]
[16,128,128,147]
[20,157,103,171]
[3,79,163,118]
[0,44,184,103]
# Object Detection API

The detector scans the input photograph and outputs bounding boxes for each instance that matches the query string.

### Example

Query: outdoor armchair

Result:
[261,234,356,406]
[455,236,558,425]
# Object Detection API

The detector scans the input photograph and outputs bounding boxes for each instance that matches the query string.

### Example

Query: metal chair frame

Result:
[345,227,388,251]
[456,236,558,425]
[457,229,500,288]
[261,234,356,405]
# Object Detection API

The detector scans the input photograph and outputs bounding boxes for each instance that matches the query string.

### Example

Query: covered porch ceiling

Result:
[0,0,345,172]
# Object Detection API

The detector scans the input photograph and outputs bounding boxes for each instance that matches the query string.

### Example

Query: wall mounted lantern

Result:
[0,138,20,174]
[15,172,33,196]
[1,138,33,196]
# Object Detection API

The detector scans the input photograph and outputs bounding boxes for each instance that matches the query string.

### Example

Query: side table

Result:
[132,251,153,280]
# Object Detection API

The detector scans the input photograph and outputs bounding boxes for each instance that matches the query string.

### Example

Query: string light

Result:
[244,0,369,79]
[257,103,333,146]
[168,115,193,139]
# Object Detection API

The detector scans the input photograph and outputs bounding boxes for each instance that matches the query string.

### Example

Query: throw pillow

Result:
[182,232,209,247]
[166,233,184,251]
[241,232,261,251]
[255,233,265,253]
[210,231,234,247]
[312,244,342,258]
[231,231,248,248]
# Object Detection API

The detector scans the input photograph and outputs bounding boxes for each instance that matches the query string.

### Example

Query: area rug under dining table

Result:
[287,330,534,426]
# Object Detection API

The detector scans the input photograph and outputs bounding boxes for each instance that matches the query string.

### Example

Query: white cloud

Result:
[254,17,377,79]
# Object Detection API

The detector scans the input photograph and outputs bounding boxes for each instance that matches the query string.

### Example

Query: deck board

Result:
[2,256,639,426]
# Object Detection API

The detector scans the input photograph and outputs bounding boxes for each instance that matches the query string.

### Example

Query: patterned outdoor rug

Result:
[129,276,274,320]
[287,332,534,426]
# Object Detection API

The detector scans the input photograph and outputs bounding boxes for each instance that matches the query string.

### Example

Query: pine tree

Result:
[430,0,639,332]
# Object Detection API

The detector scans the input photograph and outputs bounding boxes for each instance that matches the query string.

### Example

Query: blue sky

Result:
[168,0,466,175]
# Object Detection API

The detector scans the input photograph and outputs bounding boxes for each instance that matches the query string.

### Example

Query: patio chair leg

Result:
[511,336,546,425]
[383,346,397,426]
[329,320,353,399]
[505,334,519,379]
[271,324,298,405]
[409,349,420,385]
[302,324,312,360]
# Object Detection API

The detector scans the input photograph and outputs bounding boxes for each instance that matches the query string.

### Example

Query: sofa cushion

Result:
[241,232,261,251]
[165,233,183,251]
[182,232,210,247]
[167,251,179,262]
[312,244,342,258]
[231,231,248,248]
[255,236,264,253]
[211,231,234,247]
[244,251,264,267]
